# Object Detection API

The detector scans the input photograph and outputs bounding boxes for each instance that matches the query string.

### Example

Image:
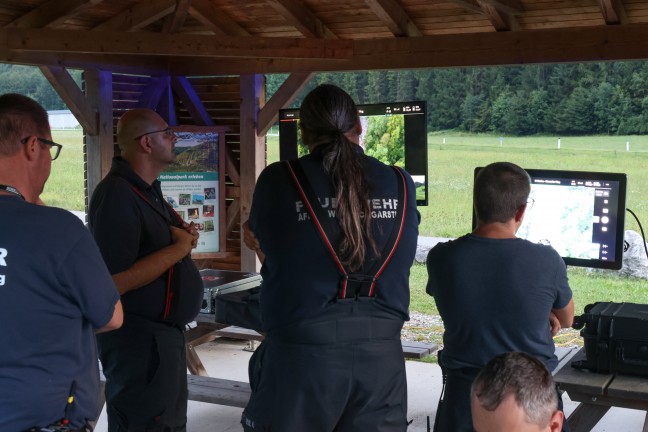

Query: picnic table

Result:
[553,347,648,432]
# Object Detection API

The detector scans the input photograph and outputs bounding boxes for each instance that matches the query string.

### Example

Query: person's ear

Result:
[548,410,564,432]
[137,135,152,154]
[514,204,527,223]
[22,136,40,162]
[355,117,362,135]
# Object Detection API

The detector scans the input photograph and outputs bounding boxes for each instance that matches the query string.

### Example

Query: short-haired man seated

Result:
[471,352,564,432]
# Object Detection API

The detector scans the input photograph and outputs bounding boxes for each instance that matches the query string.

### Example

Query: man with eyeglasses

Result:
[88,108,202,432]
[0,93,123,431]
[425,162,574,432]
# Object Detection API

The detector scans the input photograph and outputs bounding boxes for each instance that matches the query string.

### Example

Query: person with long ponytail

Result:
[242,84,419,432]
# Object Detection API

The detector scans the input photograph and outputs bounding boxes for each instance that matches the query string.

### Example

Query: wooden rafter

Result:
[137,76,169,109]
[4,28,352,59]
[188,0,250,36]
[170,76,214,126]
[162,0,193,34]
[93,0,175,31]
[476,0,518,31]
[39,65,97,135]
[598,0,628,25]
[257,71,313,136]
[265,0,337,39]
[364,0,422,37]
[479,0,523,15]
[6,0,104,29]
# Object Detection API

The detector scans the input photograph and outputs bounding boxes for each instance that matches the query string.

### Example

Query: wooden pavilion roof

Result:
[1,0,648,76]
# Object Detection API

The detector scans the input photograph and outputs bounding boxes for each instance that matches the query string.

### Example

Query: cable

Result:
[626,208,648,262]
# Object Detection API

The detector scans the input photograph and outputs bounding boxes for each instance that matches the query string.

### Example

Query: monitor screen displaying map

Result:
[473,168,627,270]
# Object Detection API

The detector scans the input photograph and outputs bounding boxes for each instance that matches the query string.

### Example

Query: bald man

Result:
[89,108,203,432]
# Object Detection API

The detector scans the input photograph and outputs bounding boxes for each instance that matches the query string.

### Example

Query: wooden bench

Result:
[187,375,251,408]
[210,325,437,359]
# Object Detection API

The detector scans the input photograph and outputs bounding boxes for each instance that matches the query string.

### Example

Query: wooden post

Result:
[239,74,265,272]
[83,69,113,208]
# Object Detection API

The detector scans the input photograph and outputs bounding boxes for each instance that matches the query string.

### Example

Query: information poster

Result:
[159,128,221,254]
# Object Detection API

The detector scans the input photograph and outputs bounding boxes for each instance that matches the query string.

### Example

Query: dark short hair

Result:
[474,162,530,223]
[0,93,49,157]
[472,352,558,427]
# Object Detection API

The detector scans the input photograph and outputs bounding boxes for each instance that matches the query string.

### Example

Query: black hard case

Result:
[572,302,648,377]
[199,269,263,332]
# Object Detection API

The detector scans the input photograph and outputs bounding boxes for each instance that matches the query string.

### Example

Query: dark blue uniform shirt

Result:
[249,146,420,331]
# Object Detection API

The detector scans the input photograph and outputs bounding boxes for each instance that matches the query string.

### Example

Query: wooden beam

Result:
[225,198,241,239]
[6,0,104,29]
[84,69,113,202]
[446,0,483,15]
[364,0,422,37]
[239,74,265,273]
[188,0,250,37]
[257,71,313,136]
[598,0,628,25]
[137,76,169,109]
[170,76,214,126]
[39,66,98,135]
[5,28,353,60]
[93,0,176,31]
[479,0,523,15]
[169,24,648,75]
[264,0,337,38]
[477,0,517,31]
[162,0,193,34]
[157,77,177,126]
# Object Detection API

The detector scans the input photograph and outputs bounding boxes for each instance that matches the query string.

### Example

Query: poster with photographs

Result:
[159,126,226,255]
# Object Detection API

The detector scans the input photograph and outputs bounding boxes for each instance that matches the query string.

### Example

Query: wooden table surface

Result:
[553,347,648,432]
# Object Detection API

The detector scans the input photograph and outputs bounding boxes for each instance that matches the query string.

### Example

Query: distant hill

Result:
[166,141,217,172]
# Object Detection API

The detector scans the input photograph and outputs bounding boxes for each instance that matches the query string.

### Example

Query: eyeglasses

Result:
[526,197,535,209]
[134,127,175,141]
[21,136,63,161]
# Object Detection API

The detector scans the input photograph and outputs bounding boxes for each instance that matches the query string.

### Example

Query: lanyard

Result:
[0,184,25,200]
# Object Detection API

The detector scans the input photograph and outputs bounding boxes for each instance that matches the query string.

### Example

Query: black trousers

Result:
[97,314,187,432]
[242,299,408,432]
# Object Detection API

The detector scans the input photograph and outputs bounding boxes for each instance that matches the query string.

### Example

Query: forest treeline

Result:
[268,62,648,136]
[5,61,648,136]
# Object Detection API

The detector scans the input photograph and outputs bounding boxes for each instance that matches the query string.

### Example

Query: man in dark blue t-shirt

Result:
[426,162,574,432]
[0,93,123,431]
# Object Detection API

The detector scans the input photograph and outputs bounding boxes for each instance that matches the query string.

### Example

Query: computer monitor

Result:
[279,101,428,206]
[473,167,627,270]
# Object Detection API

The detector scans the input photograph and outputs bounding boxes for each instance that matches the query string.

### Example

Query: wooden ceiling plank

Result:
[39,65,98,135]
[264,0,338,38]
[478,0,523,15]
[93,0,176,32]
[188,0,250,36]
[257,71,313,136]
[598,0,628,25]
[137,76,169,109]
[446,0,483,15]
[5,28,353,59]
[364,0,423,37]
[6,0,104,29]
[170,76,214,126]
[162,0,193,34]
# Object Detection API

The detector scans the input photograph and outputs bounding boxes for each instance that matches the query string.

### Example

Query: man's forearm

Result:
[112,244,188,295]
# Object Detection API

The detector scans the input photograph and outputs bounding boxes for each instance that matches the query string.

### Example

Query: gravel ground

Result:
[401,312,583,350]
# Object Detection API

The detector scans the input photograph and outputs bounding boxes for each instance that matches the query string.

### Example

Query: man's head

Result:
[0,93,55,200]
[471,352,564,432]
[116,108,176,168]
[474,162,531,224]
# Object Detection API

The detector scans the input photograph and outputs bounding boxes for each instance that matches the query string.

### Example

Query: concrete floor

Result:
[93,339,647,432]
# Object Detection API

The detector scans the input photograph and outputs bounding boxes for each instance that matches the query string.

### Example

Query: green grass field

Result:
[47,130,648,328]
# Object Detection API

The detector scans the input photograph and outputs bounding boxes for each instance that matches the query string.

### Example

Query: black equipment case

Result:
[571,302,648,377]
[199,269,263,332]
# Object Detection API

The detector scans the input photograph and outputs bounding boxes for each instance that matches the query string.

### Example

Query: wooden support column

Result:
[83,69,113,207]
[239,74,265,272]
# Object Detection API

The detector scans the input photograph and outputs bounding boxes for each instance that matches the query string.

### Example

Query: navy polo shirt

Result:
[249,146,420,331]
[89,157,199,321]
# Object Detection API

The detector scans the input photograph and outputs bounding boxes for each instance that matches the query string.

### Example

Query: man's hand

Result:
[181,221,199,248]
[243,220,265,262]
[171,225,195,256]
[549,311,561,337]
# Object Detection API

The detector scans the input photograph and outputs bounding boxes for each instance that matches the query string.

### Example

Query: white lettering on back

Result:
[0,248,7,266]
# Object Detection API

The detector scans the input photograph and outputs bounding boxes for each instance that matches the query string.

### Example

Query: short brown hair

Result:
[474,162,530,223]
[0,93,49,157]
